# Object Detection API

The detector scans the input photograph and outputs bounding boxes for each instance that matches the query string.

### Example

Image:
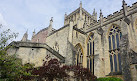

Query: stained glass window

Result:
[112,35,115,49]
[108,25,122,72]
[114,54,117,72]
[110,55,113,72]
[118,53,122,71]
[109,36,111,50]
[116,34,119,48]
[87,34,94,73]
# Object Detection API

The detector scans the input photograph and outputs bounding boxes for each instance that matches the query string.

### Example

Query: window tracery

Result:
[108,25,122,72]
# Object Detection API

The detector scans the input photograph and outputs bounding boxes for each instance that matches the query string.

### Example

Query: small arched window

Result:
[87,33,94,73]
[108,25,122,72]
[75,44,83,66]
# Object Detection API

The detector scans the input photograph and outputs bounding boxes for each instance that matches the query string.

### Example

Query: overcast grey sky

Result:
[0,0,136,41]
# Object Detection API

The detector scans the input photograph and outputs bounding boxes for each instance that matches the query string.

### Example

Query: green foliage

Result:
[97,77,123,81]
[32,59,97,81]
[0,54,34,81]
[0,27,34,81]
[0,28,18,50]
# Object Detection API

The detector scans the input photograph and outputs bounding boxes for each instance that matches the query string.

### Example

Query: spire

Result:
[49,17,53,27]
[77,1,84,29]
[64,12,67,19]
[25,29,28,34]
[99,9,103,26]
[64,12,67,25]
[21,30,28,41]
[93,8,96,15]
[25,29,28,36]
[32,29,35,38]
[92,8,97,21]
[33,29,35,33]
[79,1,82,19]
[80,1,82,8]
[123,0,127,6]
[100,9,103,17]
[122,0,128,17]
[48,17,53,35]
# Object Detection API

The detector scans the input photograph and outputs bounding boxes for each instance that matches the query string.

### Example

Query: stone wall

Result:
[7,41,65,67]
[7,1,137,80]
[46,25,70,63]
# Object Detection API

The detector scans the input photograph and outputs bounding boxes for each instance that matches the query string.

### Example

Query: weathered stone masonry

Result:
[8,0,137,81]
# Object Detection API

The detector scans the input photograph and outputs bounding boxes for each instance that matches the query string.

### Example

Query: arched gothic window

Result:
[108,25,122,72]
[87,34,94,73]
[75,44,83,66]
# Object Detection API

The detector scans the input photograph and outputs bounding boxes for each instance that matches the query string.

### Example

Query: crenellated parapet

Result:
[131,2,137,9]
[85,1,137,33]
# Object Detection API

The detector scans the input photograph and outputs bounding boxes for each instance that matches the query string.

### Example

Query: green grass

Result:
[97,77,123,81]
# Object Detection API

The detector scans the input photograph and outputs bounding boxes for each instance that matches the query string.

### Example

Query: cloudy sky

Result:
[0,0,136,41]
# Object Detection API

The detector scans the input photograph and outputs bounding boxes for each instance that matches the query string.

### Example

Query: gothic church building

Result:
[8,1,137,81]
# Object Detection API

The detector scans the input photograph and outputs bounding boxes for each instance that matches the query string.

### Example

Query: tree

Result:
[32,59,68,81]
[0,26,34,81]
[69,65,97,81]
[32,59,97,81]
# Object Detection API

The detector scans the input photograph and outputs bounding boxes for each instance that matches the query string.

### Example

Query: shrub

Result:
[97,77,123,81]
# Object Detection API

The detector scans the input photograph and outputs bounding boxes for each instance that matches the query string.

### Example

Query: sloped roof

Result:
[36,27,56,36]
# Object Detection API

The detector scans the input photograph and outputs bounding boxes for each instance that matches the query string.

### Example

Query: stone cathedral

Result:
[7,1,137,81]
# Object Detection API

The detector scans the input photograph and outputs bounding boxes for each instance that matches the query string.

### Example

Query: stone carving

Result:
[97,27,104,35]
[124,17,131,25]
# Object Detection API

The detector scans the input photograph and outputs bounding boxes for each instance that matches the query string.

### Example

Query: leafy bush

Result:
[97,77,123,81]
[31,59,97,81]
